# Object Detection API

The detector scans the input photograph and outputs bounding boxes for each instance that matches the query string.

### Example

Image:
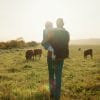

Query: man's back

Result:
[50,28,70,59]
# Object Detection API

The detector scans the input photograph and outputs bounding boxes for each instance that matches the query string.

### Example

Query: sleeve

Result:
[41,30,49,49]
[66,30,70,43]
[67,31,70,42]
[41,30,45,46]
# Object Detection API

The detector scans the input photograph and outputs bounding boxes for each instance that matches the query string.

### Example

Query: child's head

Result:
[45,21,53,29]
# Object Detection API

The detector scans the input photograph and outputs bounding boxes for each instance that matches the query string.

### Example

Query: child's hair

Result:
[45,21,53,29]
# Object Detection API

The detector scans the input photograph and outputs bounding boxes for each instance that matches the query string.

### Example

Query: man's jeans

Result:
[47,58,64,100]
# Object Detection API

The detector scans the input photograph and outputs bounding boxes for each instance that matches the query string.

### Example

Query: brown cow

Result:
[25,50,34,60]
[78,48,81,51]
[33,48,42,60]
[25,49,42,60]
[84,49,93,59]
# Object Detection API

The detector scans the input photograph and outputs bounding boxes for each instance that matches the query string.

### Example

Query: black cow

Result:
[25,50,34,60]
[25,49,42,60]
[84,49,93,59]
[33,49,42,60]
[78,48,81,51]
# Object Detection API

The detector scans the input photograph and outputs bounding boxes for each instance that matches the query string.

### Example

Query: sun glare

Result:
[0,0,100,41]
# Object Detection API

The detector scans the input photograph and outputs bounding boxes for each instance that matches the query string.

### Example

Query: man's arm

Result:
[67,31,70,43]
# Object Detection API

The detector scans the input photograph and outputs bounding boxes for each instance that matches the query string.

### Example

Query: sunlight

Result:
[27,0,69,42]
[0,0,100,41]
[32,0,67,26]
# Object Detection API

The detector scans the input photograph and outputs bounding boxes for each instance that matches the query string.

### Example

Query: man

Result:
[42,18,70,100]
[48,18,70,100]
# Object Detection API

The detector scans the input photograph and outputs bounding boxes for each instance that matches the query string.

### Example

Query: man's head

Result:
[45,21,53,29]
[56,18,64,28]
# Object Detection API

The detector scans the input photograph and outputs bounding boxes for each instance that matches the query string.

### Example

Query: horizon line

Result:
[0,38,100,42]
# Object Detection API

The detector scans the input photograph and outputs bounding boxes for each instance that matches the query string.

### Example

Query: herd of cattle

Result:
[25,49,42,60]
[25,48,93,60]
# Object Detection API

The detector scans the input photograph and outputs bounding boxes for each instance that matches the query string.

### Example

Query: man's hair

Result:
[56,18,64,28]
[45,21,53,29]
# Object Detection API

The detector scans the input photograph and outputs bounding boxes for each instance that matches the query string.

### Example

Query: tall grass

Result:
[0,45,99,100]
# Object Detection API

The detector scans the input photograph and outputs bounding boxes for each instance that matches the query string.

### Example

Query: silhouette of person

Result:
[42,18,70,100]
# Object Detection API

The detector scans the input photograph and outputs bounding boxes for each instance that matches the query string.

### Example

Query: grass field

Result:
[0,45,100,100]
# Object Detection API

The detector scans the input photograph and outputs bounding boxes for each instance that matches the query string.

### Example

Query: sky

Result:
[0,0,100,42]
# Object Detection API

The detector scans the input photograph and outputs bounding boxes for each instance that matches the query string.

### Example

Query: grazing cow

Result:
[78,48,81,51]
[33,49,42,60]
[25,50,34,60]
[84,49,93,59]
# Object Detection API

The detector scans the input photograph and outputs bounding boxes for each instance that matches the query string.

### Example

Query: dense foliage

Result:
[0,40,38,49]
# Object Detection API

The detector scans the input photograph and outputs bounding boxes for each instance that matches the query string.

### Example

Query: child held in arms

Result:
[42,21,55,60]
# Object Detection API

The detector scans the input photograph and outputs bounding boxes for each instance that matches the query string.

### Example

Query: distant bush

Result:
[7,40,26,48]
[0,42,7,49]
[26,41,38,47]
[0,40,38,49]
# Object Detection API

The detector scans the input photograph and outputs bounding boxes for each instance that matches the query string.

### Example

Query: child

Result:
[42,21,55,60]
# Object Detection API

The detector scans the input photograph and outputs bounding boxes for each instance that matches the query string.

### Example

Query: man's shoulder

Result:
[53,28,69,34]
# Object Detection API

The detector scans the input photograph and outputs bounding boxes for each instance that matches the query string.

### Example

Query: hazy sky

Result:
[0,0,100,42]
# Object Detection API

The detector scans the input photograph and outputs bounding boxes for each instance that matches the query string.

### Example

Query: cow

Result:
[78,48,81,51]
[25,49,42,60]
[25,50,34,60]
[84,49,93,59]
[33,48,42,60]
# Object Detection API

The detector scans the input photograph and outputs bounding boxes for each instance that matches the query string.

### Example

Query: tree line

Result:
[0,40,38,49]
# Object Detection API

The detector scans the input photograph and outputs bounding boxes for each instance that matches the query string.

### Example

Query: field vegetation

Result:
[0,44,100,100]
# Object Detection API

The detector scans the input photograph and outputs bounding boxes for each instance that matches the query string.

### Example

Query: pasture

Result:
[0,45,100,100]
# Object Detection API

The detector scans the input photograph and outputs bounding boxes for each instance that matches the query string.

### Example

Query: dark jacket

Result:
[49,28,70,59]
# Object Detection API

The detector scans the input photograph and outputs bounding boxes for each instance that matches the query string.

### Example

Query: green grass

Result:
[0,45,100,100]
